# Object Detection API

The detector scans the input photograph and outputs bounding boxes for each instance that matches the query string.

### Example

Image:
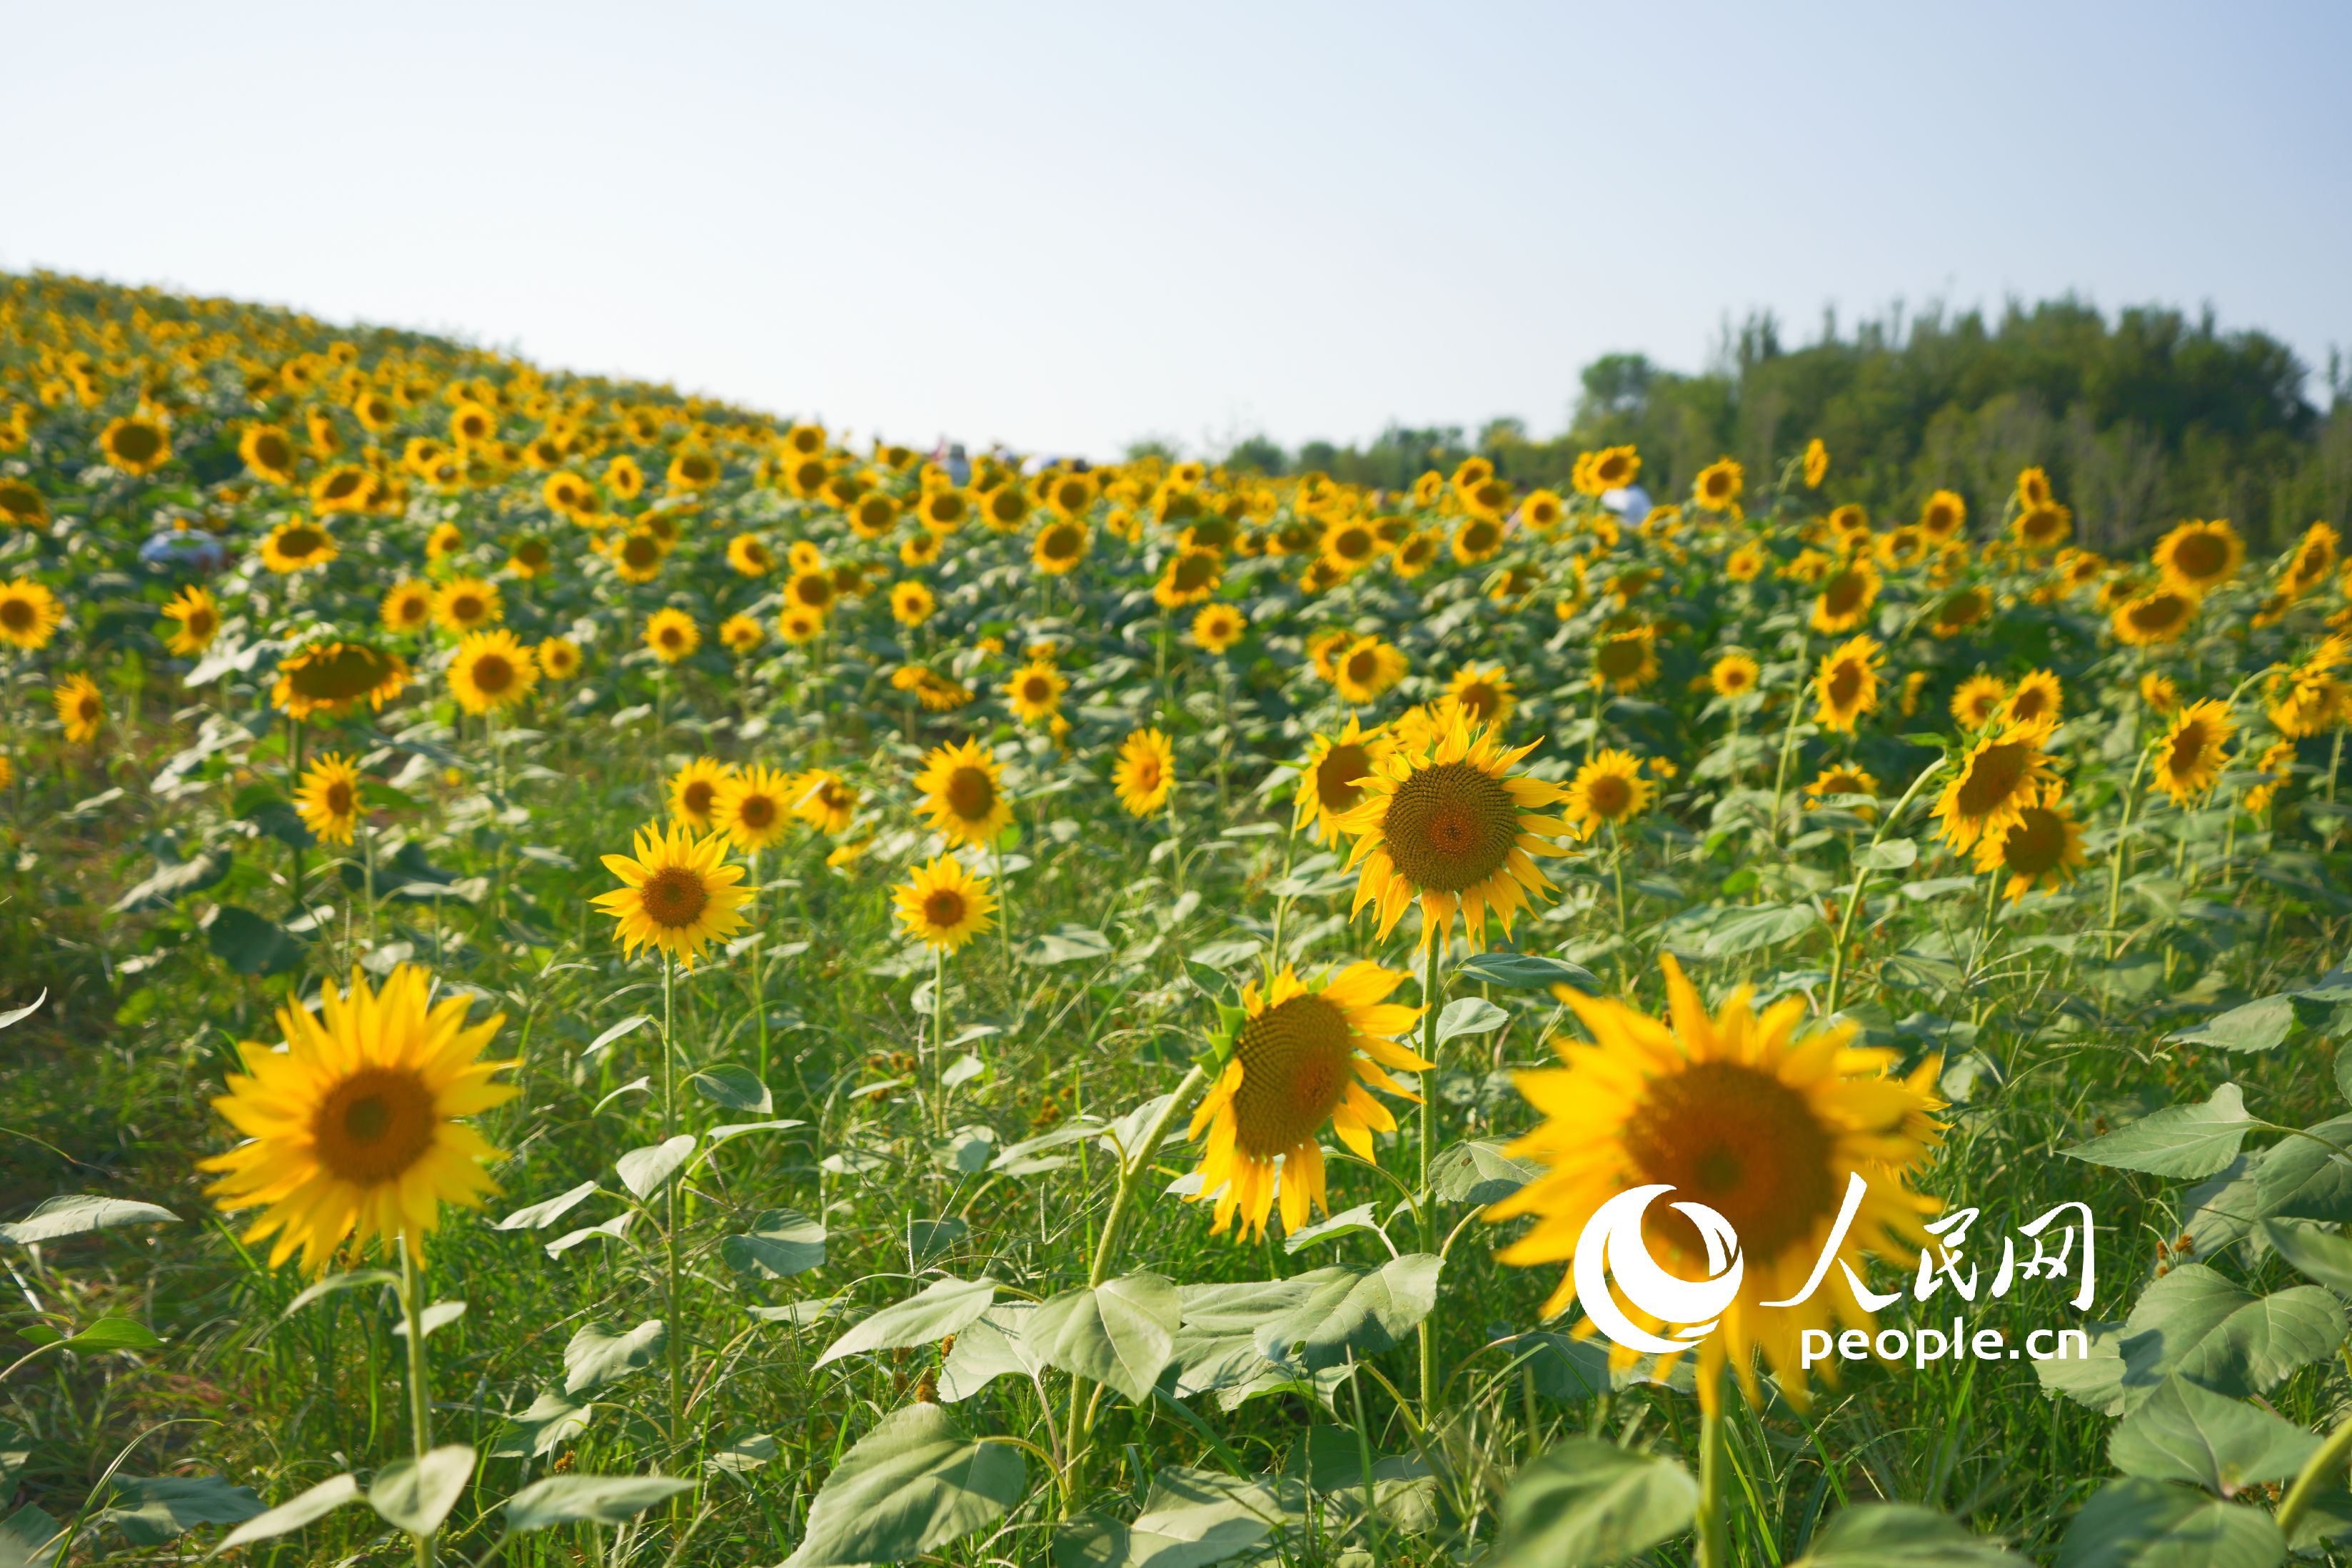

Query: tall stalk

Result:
[1695,1379,1729,1568]
[398,1240,436,1568]
[1416,937,1444,1415]
[660,955,683,1444]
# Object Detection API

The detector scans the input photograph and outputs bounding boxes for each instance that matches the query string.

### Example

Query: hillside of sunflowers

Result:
[14,266,2352,1568]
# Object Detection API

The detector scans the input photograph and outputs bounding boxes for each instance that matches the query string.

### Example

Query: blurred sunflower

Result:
[1809,559,1879,635]
[1934,720,2054,851]
[448,629,539,715]
[1332,635,1408,704]
[900,531,944,568]
[1803,438,1829,488]
[199,965,516,1274]
[915,738,1012,845]
[894,855,995,953]
[917,489,969,534]
[1805,763,1880,811]
[719,614,763,656]
[273,641,411,720]
[593,823,750,968]
[1033,519,1091,574]
[1811,635,1882,734]
[727,534,776,577]
[1004,660,1067,724]
[1337,707,1572,952]
[537,636,582,680]
[777,605,825,645]
[1950,674,2009,730]
[890,581,936,626]
[1708,653,1760,699]
[2153,518,2243,593]
[611,530,667,585]
[1155,546,1223,608]
[296,753,364,845]
[0,478,47,529]
[1693,458,1743,513]
[1113,728,1176,815]
[2013,503,2071,552]
[1976,791,2086,902]
[785,570,837,616]
[790,768,858,834]
[1185,962,1427,1241]
[159,585,221,655]
[1562,748,1654,839]
[645,608,700,663]
[450,401,498,445]
[54,673,104,742]
[99,413,171,474]
[1444,663,1516,730]
[1489,953,1939,1409]
[849,493,900,540]
[506,537,553,579]
[1593,625,1660,693]
[1928,586,1991,638]
[2004,670,2064,731]
[1450,515,1504,564]
[1190,603,1246,653]
[309,465,376,513]
[1293,717,1394,843]
[1918,490,1966,540]
[433,576,502,634]
[2153,700,2233,804]
[606,453,645,499]
[2111,586,2198,646]
[1724,544,1766,583]
[714,764,795,853]
[261,519,338,575]
[239,423,298,484]
[668,757,735,830]
[1392,531,1439,578]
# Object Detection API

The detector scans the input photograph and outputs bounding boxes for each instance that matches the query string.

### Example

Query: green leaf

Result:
[1700,902,1817,958]
[1487,1437,1697,1568]
[49,1317,164,1353]
[491,1182,599,1232]
[113,848,233,913]
[2169,995,2296,1054]
[938,1305,1045,1404]
[208,1474,361,1553]
[614,1135,697,1198]
[2336,1041,2352,1106]
[814,1277,996,1369]
[781,1404,1025,1568]
[1507,1332,1617,1402]
[2251,1113,2352,1222]
[689,1065,771,1114]
[1029,1273,1182,1404]
[1454,953,1601,993]
[2062,1085,2252,1179]
[1051,1467,1302,1568]
[1435,997,1509,1043]
[1855,837,1919,871]
[1026,924,1114,967]
[721,1210,826,1280]
[233,783,314,851]
[1253,1255,1442,1372]
[2118,1267,2342,1401]
[1791,1502,2026,1564]
[366,1445,473,1537]
[0,1195,179,1245]
[487,1391,593,1459]
[2054,1476,2284,1567]
[1281,1202,1384,1254]
[205,906,305,977]
[0,1504,61,1568]
[279,1270,401,1321]
[506,1475,692,1532]
[583,1013,652,1056]
[563,1320,666,1394]
[94,1475,265,1547]
[0,992,43,1032]
[390,1301,466,1341]
[2109,1374,2319,1494]
[1430,1140,1538,1205]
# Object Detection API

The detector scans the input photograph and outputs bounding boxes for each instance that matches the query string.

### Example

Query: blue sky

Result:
[8,1,2346,458]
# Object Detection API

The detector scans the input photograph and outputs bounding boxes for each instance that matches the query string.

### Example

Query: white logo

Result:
[1573,1184,1744,1354]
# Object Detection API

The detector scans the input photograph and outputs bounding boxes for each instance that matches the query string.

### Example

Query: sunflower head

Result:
[714,764,795,853]
[273,640,411,720]
[1332,635,1409,705]
[790,768,859,835]
[644,608,700,663]
[161,585,221,655]
[593,822,751,968]
[1190,603,1247,653]
[1593,626,1659,693]
[915,738,1012,847]
[2154,699,2235,805]
[668,757,737,830]
[2112,586,2199,648]
[1112,728,1177,817]
[2154,518,2243,593]
[198,964,518,1274]
[1563,748,1654,838]
[893,855,997,953]
[538,636,582,680]
[433,576,501,633]
[1811,635,1882,734]
[54,673,104,743]
[296,753,366,845]
[1950,674,2009,730]
[1444,663,1517,730]
[1004,661,1068,725]
[100,414,171,475]
[1708,653,1760,700]
[1975,791,2086,903]
[1934,720,2054,852]
[448,629,539,715]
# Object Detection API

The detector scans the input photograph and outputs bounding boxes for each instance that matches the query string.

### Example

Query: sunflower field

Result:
[11,268,2352,1567]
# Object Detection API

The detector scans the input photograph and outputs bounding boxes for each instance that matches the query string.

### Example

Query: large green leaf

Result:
[2258,1219,2352,1295]
[211,1474,361,1552]
[0,1504,63,1568]
[689,1065,771,1114]
[488,1391,593,1459]
[1435,997,1509,1043]
[205,906,304,978]
[1487,1438,1697,1568]
[2169,995,2296,1053]
[2109,1374,2320,1494]
[614,1135,697,1199]
[506,1475,692,1532]
[814,1277,995,1369]
[721,1210,826,1280]
[1052,1467,1302,1568]
[1029,1273,1182,1404]
[93,1476,264,1547]
[563,1320,666,1394]
[2054,1476,2283,1567]
[2118,1267,2342,1401]
[1253,1255,1440,1372]
[1430,1140,1538,1205]
[1791,1502,2025,1564]
[938,1305,1045,1403]
[781,1404,1025,1568]
[2063,1085,2251,1180]
[2252,1114,2352,1222]
[1454,952,1599,993]
[1700,902,1819,958]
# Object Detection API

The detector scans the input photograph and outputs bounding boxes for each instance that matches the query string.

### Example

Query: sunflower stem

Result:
[661,955,683,1447]
[1823,757,1943,1017]
[1417,938,1443,1418]
[288,716,306,915]
[748,850,768,1083]
[2104,744,2153,960]
[932,945,948,1137]
[1767,635,1811,847]
[398,1238,436,1568]
[2279,1397,2352,1541]
[1695,1381,1729,1568]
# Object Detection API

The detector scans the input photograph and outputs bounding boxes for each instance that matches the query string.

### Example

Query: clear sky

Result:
[8,1,2347,460]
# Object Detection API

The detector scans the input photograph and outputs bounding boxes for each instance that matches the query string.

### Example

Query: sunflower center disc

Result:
[1956,742,2031,817]
[1232,994,1355,1155]
[945,766,995,822]
[1316,743,1370,813]
[641,865,711,928]
[314,1067,436,1183]
[2004,806,2066,874]
[683,781,715,817]
[0,602,30,630]
[1621,1060,1838,1262]
[326,783,353,816]
[1381,760,1517,893]
[924,889,967,929]
[472,655,513,695]
[738,795,775,830]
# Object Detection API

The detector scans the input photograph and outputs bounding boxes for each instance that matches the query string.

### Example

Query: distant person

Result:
[1601,483,1652,523]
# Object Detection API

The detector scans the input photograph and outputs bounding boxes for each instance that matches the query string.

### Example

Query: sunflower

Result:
[611,529,667,584]
[1804,764,1880,812]
[1445,515,1500,565]
[2016,466,2053,509]
[1927,585,1990,638]
[273,641,411,720]
[917,488,969,534]
[433,577,502,634]
[198,965,516,1274]
[1934,720,2055,852]
[450,401,498,445]
[1320,518,1382,575]
[890,581,936,626]
[593,823,751,968]
[1033,519,1091,575]
[1708,654,1761,700]
[1724,544,1765,583]
[447,629,539,715]
[1113,728,1177,816]
[1332,635,1409,705]
[296,753,365,845]
[1949,674,2009,730]
[785,570,836,617]
[1003,661,1068,724]
[2152,699,2234,805]
[1444,663,1516,730]
[260,519,338,575]
[1155,546,1224,608]
[2003,669,2063,731]
[239,423,299,484]
[426,522,465,562]
[2153,518,2243,593]
[777,605,825,645]
[0,585,44,656]
[892,855,997,953]
[1293,717,1395,843]
[0,476,46,529]
[644,608,700,663]
[506,536,553,579]
[1186,963,1429,1241]
[537,636,581,680]
[1809,559,1879,635]
[2013,502,2071,551]
[713,764,795,853]
[790,768,859,834]
[1337,708,1572,952]
[725,534,775,577]
[915,738,1012,846]
[850,493,900,540]
[1693,458,1743,513]
[309,465,377,514]
[99,413,171,475]
[1811,635,1882,734]
[1918,490,1966,540]
[2283,522,2341,598]
[1975,791,2086,903]
[1802,438,1829,488]
[1190,603,1246,653]
[159,585,221,656]
[1562,748,1654,839]
[1593,626,1660,693]
[668,757,735,830]
[1489,953,1940,1409]
[2111,586,2198,647]
[1392,531,1439,578]
[719,613,764,655]
[605,453,645,499]
[54,673,104,743]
